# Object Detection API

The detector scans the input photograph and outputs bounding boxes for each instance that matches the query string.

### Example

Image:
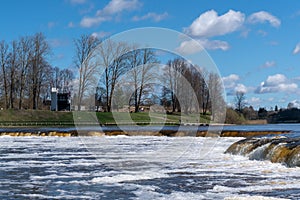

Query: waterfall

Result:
[225,137,300,167]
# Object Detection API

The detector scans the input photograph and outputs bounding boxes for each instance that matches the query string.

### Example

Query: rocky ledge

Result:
[225,137,300,167]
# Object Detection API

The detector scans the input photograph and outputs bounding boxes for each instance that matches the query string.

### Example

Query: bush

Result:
[225,108,245,124]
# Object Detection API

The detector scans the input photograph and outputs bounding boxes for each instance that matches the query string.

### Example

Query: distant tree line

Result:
[0,33,73,110]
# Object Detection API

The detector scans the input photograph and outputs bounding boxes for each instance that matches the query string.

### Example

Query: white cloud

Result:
[91,31,110,39]
[80,16,108,28]
[180,10,280,53]
[260,60,276,68]
[264,74,286,86]
[293,43,300,55]
[199,39,230,51]
[249,97,261,104]
[176,40,204,55]
[176,39,229,55]
[234,83,248,93]
[222,74,248,95]
[80,0,141,28]
[222,74,240,89]
[255,74,298,94]
[288,100,300,109]
[99,0,141,16]
[247,11,281,27]
[132,12,168,22]
[185,9,245,38]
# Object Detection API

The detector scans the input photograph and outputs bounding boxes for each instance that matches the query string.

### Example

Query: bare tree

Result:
[164,58,186,112]
[74,34,99,110]
[127,48,157,112]
[17,36,32,109]
[0,40,10,109]
[235,91,247,113]
[8,40,18,109]
[207,72,225,121]
[29,33,51,109]
[97,39,128,112]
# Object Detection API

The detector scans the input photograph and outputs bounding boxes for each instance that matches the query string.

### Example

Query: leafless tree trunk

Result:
[30,33,50,110]
[74,35,99,111]
[8,40,18,109]
[0,40,9,109]
[97,39,128,112]
[17,36,32,109]
[164,58,186,112]
[127,48,157,112]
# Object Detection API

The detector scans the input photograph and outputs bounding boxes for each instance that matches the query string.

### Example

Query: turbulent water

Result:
[0,125,300,199]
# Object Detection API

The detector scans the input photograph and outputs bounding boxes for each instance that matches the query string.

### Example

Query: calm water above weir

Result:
[0,124,300,199]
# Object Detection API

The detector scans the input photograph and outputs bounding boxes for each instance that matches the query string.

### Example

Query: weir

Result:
[0,126,292,137]
[225,137,300,167]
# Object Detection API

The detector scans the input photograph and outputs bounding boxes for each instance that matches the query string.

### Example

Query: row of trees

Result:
[0,33,73,110]
[0,32,225,118]
[73,35,225,119]
[161,58,224,117]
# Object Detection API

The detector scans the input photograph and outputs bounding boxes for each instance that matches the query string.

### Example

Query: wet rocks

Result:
[225,137,300,167]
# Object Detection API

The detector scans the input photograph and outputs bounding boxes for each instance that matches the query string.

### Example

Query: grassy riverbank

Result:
[0,110,211,126]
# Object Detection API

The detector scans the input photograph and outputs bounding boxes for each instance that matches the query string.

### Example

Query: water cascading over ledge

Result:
[225,137,300,167]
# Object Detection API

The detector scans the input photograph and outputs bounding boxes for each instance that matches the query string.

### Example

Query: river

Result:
[0,124,299,199]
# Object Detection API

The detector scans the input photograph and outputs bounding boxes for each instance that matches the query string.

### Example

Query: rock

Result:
[225,137,300,168]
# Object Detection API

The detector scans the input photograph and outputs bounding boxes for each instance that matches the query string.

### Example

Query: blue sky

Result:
[1,0,300,110]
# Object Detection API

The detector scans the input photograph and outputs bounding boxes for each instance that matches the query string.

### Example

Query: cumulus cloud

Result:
[80,0,141,27]
[99,0,141,16]
[199,39,230,51]
[222,74,248,95]
[176,40,204,55]
[222,74,240,88]
[293,43,300,55]
[176,39,229,54]
[180,10,281,54]
[234,83,248,93]
[185,9,245,38]
[264,74,286,86]
[255,74,298,94]
[247,11,281,27]
[132,12,168,22]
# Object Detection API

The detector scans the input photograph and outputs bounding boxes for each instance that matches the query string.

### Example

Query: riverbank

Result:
[0,110,213,127]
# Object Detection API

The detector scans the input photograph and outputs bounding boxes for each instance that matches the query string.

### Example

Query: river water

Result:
[0,124,300,199]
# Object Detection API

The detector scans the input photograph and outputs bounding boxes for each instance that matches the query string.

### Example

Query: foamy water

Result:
[0,136,299,199]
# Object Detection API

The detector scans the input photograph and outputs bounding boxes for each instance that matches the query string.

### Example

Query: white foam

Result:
[91,171,169,184]
[224,196,290,200]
